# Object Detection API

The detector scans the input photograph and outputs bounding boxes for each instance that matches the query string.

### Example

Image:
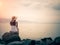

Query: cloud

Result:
[51,4,60,11]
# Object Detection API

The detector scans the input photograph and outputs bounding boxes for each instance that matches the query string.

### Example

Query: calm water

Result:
[0,22,60,40]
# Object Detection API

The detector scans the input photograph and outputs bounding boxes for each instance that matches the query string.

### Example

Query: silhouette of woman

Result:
[10,16,19,35]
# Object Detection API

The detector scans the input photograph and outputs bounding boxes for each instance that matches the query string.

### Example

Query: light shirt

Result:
[11,26,18,32]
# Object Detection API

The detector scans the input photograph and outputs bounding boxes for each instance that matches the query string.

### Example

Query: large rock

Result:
[2,32,21,44]
[41,37,53,45]
[29,40,36,45]
[7,41,23,45]
[0,44,5,45]
[0,38,5,44]
[23,39,31,45]
[49,37,60,45]
[54,37,60,45]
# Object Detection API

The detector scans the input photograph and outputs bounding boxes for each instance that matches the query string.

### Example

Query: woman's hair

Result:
[10,16,17,26]
[10,20,16,26]
[12,16,17,20]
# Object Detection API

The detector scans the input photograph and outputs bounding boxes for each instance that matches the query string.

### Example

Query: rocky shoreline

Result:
[0,32,60,45]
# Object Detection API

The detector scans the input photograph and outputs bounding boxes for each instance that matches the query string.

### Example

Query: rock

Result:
[0,44,5,45]
[7,41,23,45]
[36,40,41,45]
[54,37,60,45]
[2,32,21,44]
[29,40,36,45]
[54,37,60,43]
[23,39,31,45]
[0,38,5,44]
[41,37,53,45]
[0,38,2,43]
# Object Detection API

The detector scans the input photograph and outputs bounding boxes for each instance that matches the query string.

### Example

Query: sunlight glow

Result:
[0,2,2,7]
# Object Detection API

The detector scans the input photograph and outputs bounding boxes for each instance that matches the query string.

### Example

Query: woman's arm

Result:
[16,22,19,33]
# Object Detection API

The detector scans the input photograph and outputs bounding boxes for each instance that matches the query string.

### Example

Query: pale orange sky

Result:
[0,0,59,21]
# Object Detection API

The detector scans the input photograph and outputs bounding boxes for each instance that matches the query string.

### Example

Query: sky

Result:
[0,0,60,39]
[0,0,60,22]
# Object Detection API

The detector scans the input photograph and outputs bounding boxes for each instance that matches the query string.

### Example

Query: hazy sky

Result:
[0,0,60,39]
[0,0,60,23]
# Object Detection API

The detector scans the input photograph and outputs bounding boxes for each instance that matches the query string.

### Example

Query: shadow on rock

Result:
[2,32,21,44]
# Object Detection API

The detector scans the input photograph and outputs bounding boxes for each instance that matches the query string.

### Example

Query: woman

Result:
[10,16,19,35]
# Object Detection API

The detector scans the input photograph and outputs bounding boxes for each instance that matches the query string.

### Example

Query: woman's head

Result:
[10,16,17,25]
[12,16,17,21]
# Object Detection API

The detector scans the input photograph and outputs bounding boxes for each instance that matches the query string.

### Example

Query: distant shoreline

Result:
[0,18,60,24]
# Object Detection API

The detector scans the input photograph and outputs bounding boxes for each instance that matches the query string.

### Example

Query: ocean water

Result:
[0,22,60,40]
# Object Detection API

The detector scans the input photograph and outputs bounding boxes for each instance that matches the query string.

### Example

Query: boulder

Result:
[23,39,31,45]
[41,37,53,45]
[0,44,5,45]
[2,32,21,44]
[7,41,23,45]
[0,38,5,44]
[54,37,60,45]
[29,40,36,45]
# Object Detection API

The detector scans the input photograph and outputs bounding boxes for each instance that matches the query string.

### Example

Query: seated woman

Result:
[10,16,19,35]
